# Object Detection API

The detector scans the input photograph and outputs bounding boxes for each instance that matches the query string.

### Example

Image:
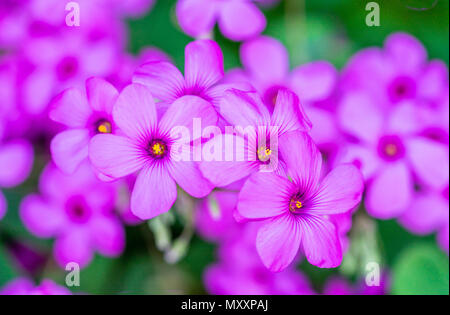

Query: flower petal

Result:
[89,134,145,179]
[385,32,426,72]
[240,36,289,83]
[307,164,364,215]
[49,87,92,128]
[176,0,217,38]
[50,129,90,174]
[0,139,34,188]
[279,131,322,197]
[168,160,213,198]
[256,214,301,272]
[218,1,266,41]
[271,88,312,135]
[112,83,158,139]
[133,61,185,103]
[20,195,62,238]
[300,215,342,268]
[91,216,125,257]
[185,40,224,89]
[86,77,119,114]
[54,231,93,268]
[130,164,177,220]
[238,172,293,219]
[366,161,412,219]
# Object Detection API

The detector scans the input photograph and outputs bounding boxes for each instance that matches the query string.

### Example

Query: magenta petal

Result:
[240,36,289,83]
[54,231,93,268]
[89,134,144,179]
[20,195,62,238]
[168,160,213,198]
[218,1,266,41]
[176,0,217,37]
[199,134,258,187]
[385,32,426,71]
[131,164,177,220]
[291,61,338,102]
[271,88,312,134]
[0,139,34,188]
[279,131,322,197]
[112,83,157,139]
[91,217,125,257]
[158,95,217,139]
[49,88,92,128]
[0,191,6,220]
[300,215,342,268]
[406,137,449,189]
[86,77,119,115]
[50,129,90,174]
[366,162,412,219]
[256,214,301,272]
[399,192,448,235]
[220,89,270,127]
[308,164,364,215]
[238,172,293,219]
[338,92,383,143]
[132,61,185,103]
[185,40,224,89]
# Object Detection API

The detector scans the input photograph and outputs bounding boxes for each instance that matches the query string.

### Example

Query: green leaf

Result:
[392,242,449,295]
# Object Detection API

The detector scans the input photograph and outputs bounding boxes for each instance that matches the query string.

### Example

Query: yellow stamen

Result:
[97,121,112,134]
[152,143,164,156]
[257,147,272,162]
[385,143,397,156]
[295,201,302,209]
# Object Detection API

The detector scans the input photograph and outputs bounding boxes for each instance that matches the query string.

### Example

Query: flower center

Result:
[377,135,405,161]
[149,140,167,158]
[56,56,79,81]
[388,76,416,103]
[289,198,303,213]
[257,146,272,162]
[65,196,91,224]
[96,120,112,134]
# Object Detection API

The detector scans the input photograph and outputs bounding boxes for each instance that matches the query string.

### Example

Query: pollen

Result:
[149,140,167,158]
[96,121,112,134]
[384,143,397,156]
[295,201,302,209]
[152,143,164,155]
[289,198,303,213]
[257,147,272,162]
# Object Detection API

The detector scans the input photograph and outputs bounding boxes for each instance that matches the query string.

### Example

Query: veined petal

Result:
[300,214,342,268]
[238,172,293,219]
[168,160,213,198]
[86,77,119,115]
[49,87,92,127]
[133,61,185,102]
[256,214,301,272]
[112,83,157,139]
[130,164,177,220]
[89,134,145,179]
[50,129,90,174]
[185,40,224,89]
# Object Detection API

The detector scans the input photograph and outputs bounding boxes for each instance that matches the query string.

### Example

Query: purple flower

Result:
[337,94,449,219]
[199,88,311,187]
[0,278,71,295]
[323,274,389,295]
[176,0,267,41]
[89,83,217,219]
[20,162,125,268]
[49,77,119,175]
[237,131,364,271]
[133,40,240,111]
[0,139,34,220]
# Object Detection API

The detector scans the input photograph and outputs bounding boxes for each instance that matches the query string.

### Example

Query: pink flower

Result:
[0,139,34,220]
[20,162,125,268]
[199,88,311,187]
[176,0,267,41]
[237,131,364,271]
[0,278,71,295]
[323,274,389,295]
[49,77,119,175]
[337,93,449,219]
[89,83,217,219]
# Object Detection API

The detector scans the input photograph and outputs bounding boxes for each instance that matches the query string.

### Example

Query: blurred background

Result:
[1,0,449,295]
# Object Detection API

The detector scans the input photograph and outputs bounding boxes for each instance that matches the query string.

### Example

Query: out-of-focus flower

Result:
[205,223,315,295]
[49,77,119,175]
[20,162,125,268]
[237,131,364,271]
[323,274,389,295]
[0,278,71,295]
[199,88,311,187]
[89,83,216,219]
[225,36,341,159]
[176,0,267,41]
[0,139,34,220]
[337,95,449,219]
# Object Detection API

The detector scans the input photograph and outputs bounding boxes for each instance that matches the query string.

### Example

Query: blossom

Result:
[337,93,449,219]
[199,88,311,187]
[0,278,71,295]
[49,77,119,175]
[323,274,389,295]
[176,0,267,41]
[20,162,125,268]
[0,139,34,220]
[237,131,364,271]
[89,83,217,219]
